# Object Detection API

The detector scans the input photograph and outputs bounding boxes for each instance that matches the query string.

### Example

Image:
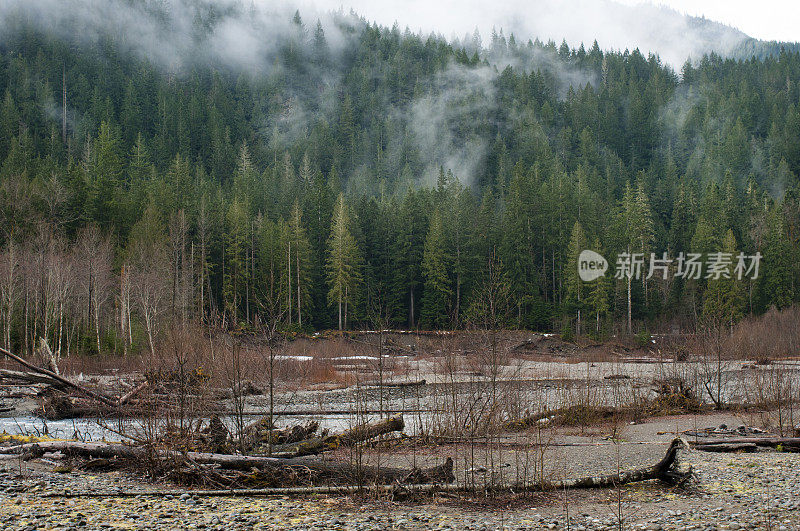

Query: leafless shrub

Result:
[728,306,800,362]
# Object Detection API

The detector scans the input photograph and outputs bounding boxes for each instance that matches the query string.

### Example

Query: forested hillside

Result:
[1,0,799,357]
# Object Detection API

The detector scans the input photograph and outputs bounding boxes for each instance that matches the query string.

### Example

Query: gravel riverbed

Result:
[1,446,799,530]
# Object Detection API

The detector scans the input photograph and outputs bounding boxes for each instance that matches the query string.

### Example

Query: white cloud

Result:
[294,0,797,65]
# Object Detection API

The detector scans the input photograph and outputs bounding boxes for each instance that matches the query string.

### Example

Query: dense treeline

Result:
[0,2,799,357]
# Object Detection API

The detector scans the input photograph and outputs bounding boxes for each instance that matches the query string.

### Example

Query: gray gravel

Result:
[1,446,799,530]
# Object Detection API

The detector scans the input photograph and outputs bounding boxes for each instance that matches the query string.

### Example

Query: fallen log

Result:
[268,436,338,458]
[692,442,758,453]
[118,381,148,406]
[518,437,692,490]
[0,369,66,388]
[0,346,117,407]
[692,437,800,452]
[38,394,156,420]
[266,415,406,458]
[339,414,405,445]
[39,395,111,420]
[31,438,690,495]
[0,440,454,485]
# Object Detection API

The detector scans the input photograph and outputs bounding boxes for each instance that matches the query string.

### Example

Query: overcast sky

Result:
[296,0,800,58]
[617,0,800,42]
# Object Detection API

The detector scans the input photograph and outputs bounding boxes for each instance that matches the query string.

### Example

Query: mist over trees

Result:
[0,1,799,357]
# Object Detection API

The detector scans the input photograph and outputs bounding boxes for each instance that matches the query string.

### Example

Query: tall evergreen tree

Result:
[326,194,361,330]
[421,209,452,328]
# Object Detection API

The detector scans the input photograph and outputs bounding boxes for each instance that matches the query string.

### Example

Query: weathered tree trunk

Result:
[692,442,758,453]
[118,382,148,406]
[241,420,319,453]
[269,436,339,458]
[0,368,65,388]
[692,437,800,452]
[0,346,117,407]
[339,414,405,445]
[16,439,689,494]
[1,441,455,485]
[528,438,691,490]
[265,415,406,458]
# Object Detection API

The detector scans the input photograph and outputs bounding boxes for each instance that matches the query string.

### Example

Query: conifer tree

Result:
[223,198,249,327]
[421,209,452,328]
[287,200,312,326]
[326,194,361,330]
[703,230,743,330]
[565,221,587,336]
[586,237,610,336]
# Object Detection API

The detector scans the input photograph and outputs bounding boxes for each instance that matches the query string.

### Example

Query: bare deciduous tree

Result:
[0,239,19,350]
[127,209,170,357]
[75,225,114,355]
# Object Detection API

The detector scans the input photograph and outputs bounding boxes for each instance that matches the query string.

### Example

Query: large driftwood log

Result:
[0,369,67,388]
[118,382,148,406]
[0,346,118,407]
[269,436,338,458]
[524,437,692,490]
[339,414,405,445]
[266,415,406,458]
[693,442,758,453]
[254,415,407,458]
[27,439,689,495]
[39,395,114,420]
[0,440,454,485]
[692,437,800,452]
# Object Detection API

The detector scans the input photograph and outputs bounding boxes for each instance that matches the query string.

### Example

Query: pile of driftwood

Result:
[237,414,406,458]
[0,344,454,490]
[0,413,455,490]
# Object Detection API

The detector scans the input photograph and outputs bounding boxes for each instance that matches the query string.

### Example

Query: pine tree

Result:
[87,121,123,232]
[287,200,312,326]
[703,229,743,330]
[759,209,795,309]
[421,210,452,328]
[586,237,610,336]
[393,190,427,327]
[326,194,361,330]
[565,221,587,336]
[620,179,654,333]
[223,198,249,327]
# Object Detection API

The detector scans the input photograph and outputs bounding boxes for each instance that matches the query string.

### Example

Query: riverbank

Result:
[1,411,799,530]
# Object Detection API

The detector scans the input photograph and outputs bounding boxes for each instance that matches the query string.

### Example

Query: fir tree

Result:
[326,194,361,330]
[421,209,452,328]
